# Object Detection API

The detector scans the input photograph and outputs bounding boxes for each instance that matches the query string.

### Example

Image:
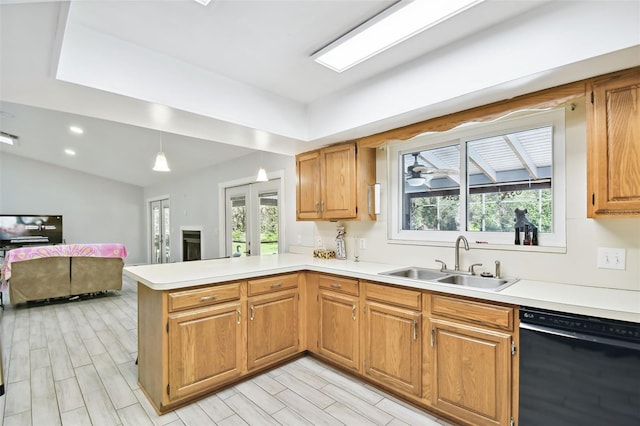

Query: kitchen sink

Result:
[380,267,448,281]
[435,274,517,291]
[379,267,518,292]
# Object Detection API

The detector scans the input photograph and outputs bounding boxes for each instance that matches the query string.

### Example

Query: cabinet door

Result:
[322,144,357,220]
[364,301,421,396]
[247,289,299,370]
[587,69,640,217]
[296,151,322,220]
[318,290,359,370]
[430,319,511,426]
[168,302,242,400]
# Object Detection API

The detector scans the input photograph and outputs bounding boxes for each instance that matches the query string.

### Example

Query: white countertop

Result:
[124,253,640,323]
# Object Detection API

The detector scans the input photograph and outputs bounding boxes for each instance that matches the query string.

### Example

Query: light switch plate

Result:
[597,247,626,270]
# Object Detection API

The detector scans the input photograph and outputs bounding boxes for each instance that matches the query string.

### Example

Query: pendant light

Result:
[256,151,268,182]
[153,133,170,172]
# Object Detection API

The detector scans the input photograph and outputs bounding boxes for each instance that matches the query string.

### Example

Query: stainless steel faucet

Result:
[454,235,469,271]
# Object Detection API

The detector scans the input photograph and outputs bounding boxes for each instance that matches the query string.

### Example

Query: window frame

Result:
[387,109,566,249]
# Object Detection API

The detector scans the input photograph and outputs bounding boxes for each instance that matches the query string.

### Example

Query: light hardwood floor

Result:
[0,277,452,426]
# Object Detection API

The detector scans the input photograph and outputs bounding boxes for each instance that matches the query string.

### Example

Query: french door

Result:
[150,198,170,264]
[225,180,281,257]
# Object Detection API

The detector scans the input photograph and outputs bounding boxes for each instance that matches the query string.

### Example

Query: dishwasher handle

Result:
[520,322,640,351]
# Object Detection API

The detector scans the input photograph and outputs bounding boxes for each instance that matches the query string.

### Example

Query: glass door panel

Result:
[258,191,279,255]
[150,198,170,264]
[225,179,281,257]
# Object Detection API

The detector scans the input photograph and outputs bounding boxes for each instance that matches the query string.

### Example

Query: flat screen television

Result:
[0,215,63,248]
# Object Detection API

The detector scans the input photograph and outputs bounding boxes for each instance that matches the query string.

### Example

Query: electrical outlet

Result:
[597,247,626,270]
[359,238,366,250]
[316,237,323,248]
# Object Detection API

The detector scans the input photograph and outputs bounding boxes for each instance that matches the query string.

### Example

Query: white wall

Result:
[309,101,640,292]
[143,151,314,262]
[0,153,146,264]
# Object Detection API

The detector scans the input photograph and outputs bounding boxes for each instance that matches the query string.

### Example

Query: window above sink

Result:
[387,108,566,249]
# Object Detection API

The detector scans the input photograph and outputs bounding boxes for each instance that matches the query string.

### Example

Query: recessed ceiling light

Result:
[313,0,483,72]
[65,148,76,156]
[192,0,211,5]
[0,131,18,145]
[69,126,84,135]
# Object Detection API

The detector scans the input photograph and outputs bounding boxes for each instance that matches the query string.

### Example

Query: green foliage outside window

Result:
[467,189,552,232]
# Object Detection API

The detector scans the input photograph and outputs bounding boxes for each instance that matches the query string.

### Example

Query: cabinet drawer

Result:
[168,282,241,312]
[365,281,421,310]
[318,274,359,296]
[248,273,299,296]
[431,295,513,331]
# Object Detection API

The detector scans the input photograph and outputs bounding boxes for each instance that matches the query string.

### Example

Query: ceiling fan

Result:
[405,153,458,187]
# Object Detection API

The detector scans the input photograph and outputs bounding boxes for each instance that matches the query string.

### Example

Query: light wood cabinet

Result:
[317,275,360,370]
[137,274,303,414]
[247,274,300,370]
[363,282,422,397]
[295,142,376,221]
[138,272,518,424]
[587,67,640,217]
[427,295,515,426]
[168,302,242,400]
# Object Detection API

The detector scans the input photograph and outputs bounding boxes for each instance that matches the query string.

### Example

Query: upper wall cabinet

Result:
[296,143,376,221]
[587,67,640,218]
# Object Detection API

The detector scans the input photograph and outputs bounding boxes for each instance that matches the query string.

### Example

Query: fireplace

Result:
[182,230,201,262]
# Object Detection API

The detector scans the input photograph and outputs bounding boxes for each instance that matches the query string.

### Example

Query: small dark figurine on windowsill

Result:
[514,208,538,246]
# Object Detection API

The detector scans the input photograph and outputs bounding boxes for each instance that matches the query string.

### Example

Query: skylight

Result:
[313,0,483,73]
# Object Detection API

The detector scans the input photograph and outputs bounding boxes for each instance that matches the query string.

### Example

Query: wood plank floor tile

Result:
[116,359,140,391]
[118,403,155,426]
[62,330,93,368]
[7,339,29,383]
[234,380,285,415]
[31,366,61,426]
[376,397,443,425]
[251,373,287,395]
[91,352,138,409]
[2,410,31,426]
[324,401,378,426]
[96,329,133,365]
[196,393,235,422]
[275,389,341,426]
[48,335,76,381]
[319,383,393,426]
[281,360,330,389]
[55,377,86,413]
[30,346,50,370]
[319,365,385,406]
[217,413,250,426]
[133,388,180,426]
[224,393,281,426]
[274,372,335,409]
[60,406,92,426]
[271,406,315,426]
[3,379,30,417]
[75,365,121,426]
[175,403,217,426]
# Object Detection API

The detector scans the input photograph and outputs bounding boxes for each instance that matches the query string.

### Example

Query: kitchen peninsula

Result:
[124,254,640,425]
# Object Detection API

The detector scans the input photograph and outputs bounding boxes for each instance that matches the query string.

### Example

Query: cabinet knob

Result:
[352,305,357,321]
[330,283,342,289]
[250,305,255,321]
[237,308,241,325]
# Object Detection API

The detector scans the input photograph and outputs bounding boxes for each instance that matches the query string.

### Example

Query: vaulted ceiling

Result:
[1,0,638,186]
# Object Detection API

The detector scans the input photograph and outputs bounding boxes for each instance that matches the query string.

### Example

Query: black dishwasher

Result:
[519,307,640,426]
